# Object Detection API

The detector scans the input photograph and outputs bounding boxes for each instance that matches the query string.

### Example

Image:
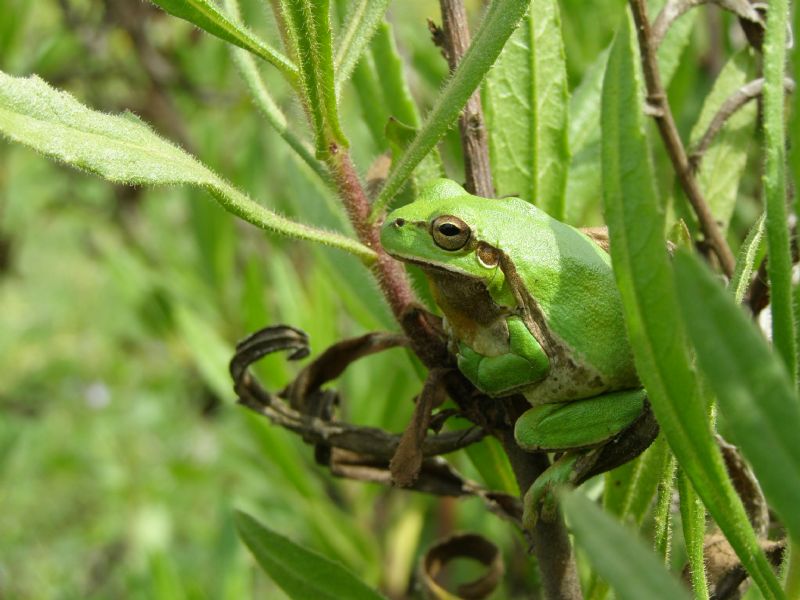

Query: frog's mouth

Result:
[385,251,481,280]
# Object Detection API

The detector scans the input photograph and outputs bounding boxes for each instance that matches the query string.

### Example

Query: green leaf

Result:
[370,0,532,218]
[148,0,298,82]
[280,0,347,158]
[729,212,766,305]
[371,22,422,130]
[334,0,390,93]
[604,433,670,526]
[674,251,800,543]
[600,14,783,600]
[224,0,329,185]
[561,491,691,600]
[0,70,376,263]
[762,0,796,381]
[689,51,757,233]
[589,435,672,600]
[463,436,518,495]
[174,306,233,401]
[385,119,445,197]
[564,4,695,223]
[677,469,709,600]
[656,3,697,85]
[485,4,569,219]
[234,511,386,600]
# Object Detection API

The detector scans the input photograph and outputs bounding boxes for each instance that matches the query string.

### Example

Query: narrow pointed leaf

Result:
[371,0,532,218]
[234,511,386,600]
[485,4,569,219]
[561,491,691,600]
[371,22,421,129]
[334,0,390,92]
[149,0,298,81]
[0,71,375,263]
[729,212,766,305]
[600,14,783,599]
[674,251,800,542]
[223,0,329,185]
[677,469,709,600]
[281,0,347,157]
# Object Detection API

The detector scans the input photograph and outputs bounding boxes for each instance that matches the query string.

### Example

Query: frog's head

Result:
[380,179,519,281]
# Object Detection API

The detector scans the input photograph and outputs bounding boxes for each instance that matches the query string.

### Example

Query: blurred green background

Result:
[0,0,771,597]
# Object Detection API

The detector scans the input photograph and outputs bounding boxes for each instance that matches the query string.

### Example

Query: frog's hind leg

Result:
[515,389,647,527]
[522,451,598,527]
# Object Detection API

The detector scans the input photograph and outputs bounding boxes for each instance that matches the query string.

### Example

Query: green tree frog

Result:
[380,179,647,525]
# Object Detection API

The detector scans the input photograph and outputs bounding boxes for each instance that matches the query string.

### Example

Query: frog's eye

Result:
[431,215,470,251]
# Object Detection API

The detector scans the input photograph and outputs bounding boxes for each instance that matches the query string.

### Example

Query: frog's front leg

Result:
[516,388,647,527]
[456,316,549,396]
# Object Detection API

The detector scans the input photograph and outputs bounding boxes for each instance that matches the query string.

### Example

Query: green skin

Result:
[380,179,646,526]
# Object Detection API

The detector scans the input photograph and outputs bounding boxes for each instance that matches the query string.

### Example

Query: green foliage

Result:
[600,11,782,599]
[0,70,374,262]
[0,0,797,597]
[279,0,347,157]
[148,0,298,80]
[334,0,391,93]
[370,0,532,217]
[234,511,387,600]
[762,0,796,381]
[675,251,800,541]
[689,50,757,233]
[562,490,691,600]
[485,3,569,219]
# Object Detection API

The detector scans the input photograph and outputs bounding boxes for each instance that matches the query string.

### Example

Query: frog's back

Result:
[476,197,636,388]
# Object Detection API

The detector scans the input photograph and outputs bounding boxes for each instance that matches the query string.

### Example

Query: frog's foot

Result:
[516,389,647,528]
[522,451,591,528]
[457,317,549,396]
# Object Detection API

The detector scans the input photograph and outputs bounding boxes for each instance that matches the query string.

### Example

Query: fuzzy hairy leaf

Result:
[761,0,796,380]
[149,0,298,81]
[562,491,691,600]
[281,0,347,157]
[729,212,766,305]
[485,3,569,219]
[675,251,800,543]
[334,0,390,92]
[0,71,375,262]
[600,14,783,600]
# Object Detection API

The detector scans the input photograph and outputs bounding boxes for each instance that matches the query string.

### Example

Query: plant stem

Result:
[438,0,495,197]
[629,0,736,277]
[500,430,584,600]
[326,146,417,320]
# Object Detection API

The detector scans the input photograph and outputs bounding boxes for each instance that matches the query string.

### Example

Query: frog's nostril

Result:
[393,218,406,228]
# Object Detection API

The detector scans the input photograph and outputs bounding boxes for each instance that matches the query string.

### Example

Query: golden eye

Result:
[431,215,470,251]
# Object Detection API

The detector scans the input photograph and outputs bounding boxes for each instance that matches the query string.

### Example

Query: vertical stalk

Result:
[500,430,584,600]
[438,0,495,197]
[628,0,736,277]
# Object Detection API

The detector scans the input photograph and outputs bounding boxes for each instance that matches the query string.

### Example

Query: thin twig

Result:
[630,0,736,277]
[691,77,796,168]
[236,383,485,459]
[651,0,764,49]
[438,0,495,197]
